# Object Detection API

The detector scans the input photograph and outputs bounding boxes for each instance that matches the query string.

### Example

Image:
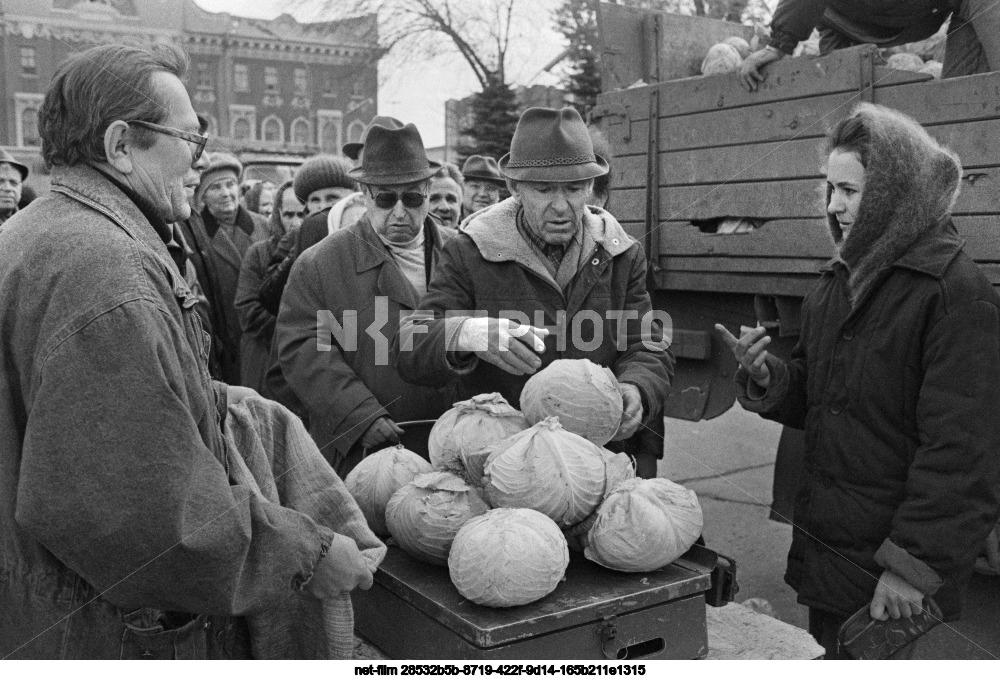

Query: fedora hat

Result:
[499,107,609,183]
[461,155,504,185]
[348,122,437,186]
[0,149,28,181]
[342,115,403,161]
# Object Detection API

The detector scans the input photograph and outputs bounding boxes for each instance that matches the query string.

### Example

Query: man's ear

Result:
[104,121,134,174]
[505,178,518,197]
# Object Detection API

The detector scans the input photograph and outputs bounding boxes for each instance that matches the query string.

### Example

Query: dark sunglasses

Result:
[372,190,425,209]
[127,120,208,163]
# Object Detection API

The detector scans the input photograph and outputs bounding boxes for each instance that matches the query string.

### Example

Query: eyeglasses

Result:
[127,120,208,163]
[280,209,306,220]
[371,190,426,210]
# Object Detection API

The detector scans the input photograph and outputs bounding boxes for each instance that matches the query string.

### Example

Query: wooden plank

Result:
[957,216,1000,261]
[662,256,828,275]
[613,175,1000,222]
[613,119,1000,189]
[652,270,820,296]
[596,45,931,121]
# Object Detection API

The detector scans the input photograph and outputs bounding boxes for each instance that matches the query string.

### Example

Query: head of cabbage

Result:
[484,417,606,528]
[701,42,742,75]
[449,508,569,607]
[519,359,623,446]
[563,449,636,552]
[344,444,433,537]
[385,471,489,566]
[429,393,529,476]
[584,478,703,572]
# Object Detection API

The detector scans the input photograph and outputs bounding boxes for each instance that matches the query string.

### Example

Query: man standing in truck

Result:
[394,107,674,478]
[741,0,1000,90]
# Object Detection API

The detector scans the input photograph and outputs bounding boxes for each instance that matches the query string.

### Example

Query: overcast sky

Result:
[193,0,565,148]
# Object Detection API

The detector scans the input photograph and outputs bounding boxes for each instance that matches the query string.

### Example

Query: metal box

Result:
[353,546,714,660]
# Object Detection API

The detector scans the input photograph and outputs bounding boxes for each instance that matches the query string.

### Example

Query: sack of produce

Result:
[386,471,489,566]
[584,477,703,572]
[429,393,529,476]
[484,417,606,527]
[449,508,569,607]
[344,444,432,537]
[520,358,623,445]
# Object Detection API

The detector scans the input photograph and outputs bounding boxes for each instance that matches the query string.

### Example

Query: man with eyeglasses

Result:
[0,43,382,659]
[276,121,456,477]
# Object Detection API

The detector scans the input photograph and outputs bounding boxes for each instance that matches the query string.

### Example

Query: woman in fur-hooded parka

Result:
[735,103,1000,628]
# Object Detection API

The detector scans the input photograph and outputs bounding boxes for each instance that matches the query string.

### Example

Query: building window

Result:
[14,93,44,147]
[20,47,37,75]
[323,75,335,98]
[264,67,278,93]
[291,118,311,145]
[317,110,342,154]
[294,68,308,94]
[262,116,284,143]
[347,120,365,144]
[196,62,213,89]
[233,118,251,140]
[229,105,256,141]
[234,64,249,92]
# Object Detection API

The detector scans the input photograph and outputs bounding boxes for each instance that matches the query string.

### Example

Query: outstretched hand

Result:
[715,324,772,388]
[456,316,548,376]
[739,47,783,92]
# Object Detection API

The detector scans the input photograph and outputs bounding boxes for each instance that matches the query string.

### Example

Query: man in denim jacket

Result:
[0,43,375,659]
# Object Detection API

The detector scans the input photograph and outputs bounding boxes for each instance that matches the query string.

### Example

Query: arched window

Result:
[291,118,311,145]
[262,116,284,143]
[347,120,365,143]
[21,108,40,147]
[233,118,251,141]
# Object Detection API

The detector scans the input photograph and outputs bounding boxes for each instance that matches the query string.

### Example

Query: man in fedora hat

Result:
[276,121,455,476]
[0,150,28,229]
[395,107,673,477]
[460,155,505,220]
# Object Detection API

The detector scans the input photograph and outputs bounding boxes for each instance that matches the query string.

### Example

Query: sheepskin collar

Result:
[827,103,962,308]
[461,196,634,266]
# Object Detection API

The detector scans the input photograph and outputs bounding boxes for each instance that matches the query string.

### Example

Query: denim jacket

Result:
[0,165,332,658]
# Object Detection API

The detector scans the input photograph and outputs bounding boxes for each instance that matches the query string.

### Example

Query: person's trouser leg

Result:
[943,0,1000,77]
[808,607,852,659]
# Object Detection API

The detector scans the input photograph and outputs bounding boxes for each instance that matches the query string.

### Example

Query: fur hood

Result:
[828,103,962,306]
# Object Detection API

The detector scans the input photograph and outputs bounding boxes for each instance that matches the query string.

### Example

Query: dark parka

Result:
[394,198,673,429]
[275,215,456,470]
[737,103,1000,620]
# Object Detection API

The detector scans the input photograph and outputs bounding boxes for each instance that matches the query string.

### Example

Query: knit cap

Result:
[293,154,356,203]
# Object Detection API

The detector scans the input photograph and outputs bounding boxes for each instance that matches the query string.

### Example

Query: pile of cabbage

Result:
[344,359,703,609]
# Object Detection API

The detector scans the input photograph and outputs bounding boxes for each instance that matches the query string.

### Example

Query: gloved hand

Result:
[360,416,403,451]
[456,317,548,376]
[739,47,783,92]
[612,382,644,441]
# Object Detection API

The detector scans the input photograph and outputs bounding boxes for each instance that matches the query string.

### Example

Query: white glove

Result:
[456,317,548,376]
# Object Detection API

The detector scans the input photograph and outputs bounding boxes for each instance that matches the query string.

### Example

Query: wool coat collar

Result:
[461,196,634,286]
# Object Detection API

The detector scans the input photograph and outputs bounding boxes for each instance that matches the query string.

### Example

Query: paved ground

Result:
[656,404,1000,659]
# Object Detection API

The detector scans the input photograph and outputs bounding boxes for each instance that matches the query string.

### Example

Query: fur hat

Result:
[499,107,609,183]
[293,154,356,203]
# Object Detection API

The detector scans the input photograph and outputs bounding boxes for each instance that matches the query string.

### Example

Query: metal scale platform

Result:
[353,543,723,660]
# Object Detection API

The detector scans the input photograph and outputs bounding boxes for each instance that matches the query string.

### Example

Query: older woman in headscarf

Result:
[235,179,304,390]
[716,103,1000,659]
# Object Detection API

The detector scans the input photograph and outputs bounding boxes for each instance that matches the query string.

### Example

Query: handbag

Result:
[837,597,942,660]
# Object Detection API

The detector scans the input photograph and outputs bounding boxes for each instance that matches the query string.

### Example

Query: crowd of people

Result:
[0,31,998,661]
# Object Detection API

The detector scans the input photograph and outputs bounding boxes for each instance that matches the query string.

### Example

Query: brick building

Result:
[0,0,380,186]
